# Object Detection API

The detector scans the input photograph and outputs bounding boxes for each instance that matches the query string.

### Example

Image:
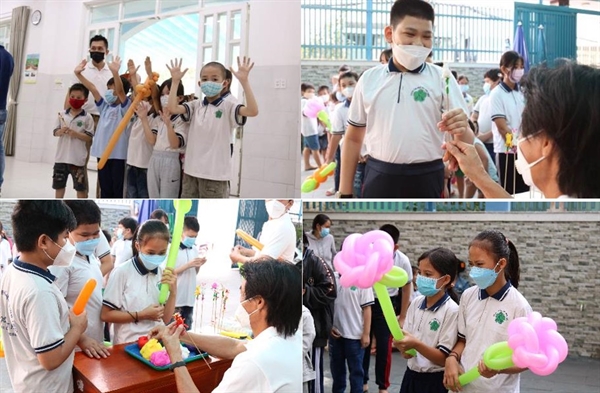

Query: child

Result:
[410,265,422,302]
[52,83,95,199]
[167,216,206,329]
[303,291,317,393]
[110,216,138,268]
[0,201,86,392]
[301,82,322,170]
[166,57,259,198]
[101,219,177,345]
[444,230,531,393]
[48,201,111,359]
[339,0,473,198]
[393,247,460,393]
[74,56,132,198]
[221,69,238,157]
[329,271,374,393]
[142,77,189,198]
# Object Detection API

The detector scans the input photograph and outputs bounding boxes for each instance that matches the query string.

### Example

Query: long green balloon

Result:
[158,199,193,304]
[458,341,514,386]
[373,268,417,357]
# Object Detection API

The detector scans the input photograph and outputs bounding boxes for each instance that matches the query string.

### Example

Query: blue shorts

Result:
[303,134,320,151]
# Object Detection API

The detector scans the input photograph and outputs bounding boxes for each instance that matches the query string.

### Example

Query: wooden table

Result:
[72,343,232,393]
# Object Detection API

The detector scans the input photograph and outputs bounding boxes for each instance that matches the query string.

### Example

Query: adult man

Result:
[0,43,15,196]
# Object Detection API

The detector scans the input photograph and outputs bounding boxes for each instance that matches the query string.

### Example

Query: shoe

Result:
[325,188,336,196]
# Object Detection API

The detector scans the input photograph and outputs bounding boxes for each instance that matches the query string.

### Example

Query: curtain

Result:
[3,6,30,156]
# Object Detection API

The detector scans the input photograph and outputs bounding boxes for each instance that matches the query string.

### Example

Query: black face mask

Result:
[90,51,105,63]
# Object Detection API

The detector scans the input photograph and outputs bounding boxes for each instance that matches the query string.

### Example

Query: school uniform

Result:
[329,273,374,393]
[102,256,166,345]
[181,96,245,198]
[110,238,133,267]
[400,294,459,393]
[49,252,105,343]
[0,259,74,393]
[52,108,95,192]
[126,115,154,198]
[257,213,297,263]
[348,59,468,198]
[95,233,111,262]
[473,95,495,159]
[490,82,528,194]
[222,91,239,156]
[301,97,320,151]
[148,114,189,198]
[90,97,133,198]
[457,282,532,393]
[166,243,199,328]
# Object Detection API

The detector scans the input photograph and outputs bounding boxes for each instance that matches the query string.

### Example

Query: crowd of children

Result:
[53,34,258,200]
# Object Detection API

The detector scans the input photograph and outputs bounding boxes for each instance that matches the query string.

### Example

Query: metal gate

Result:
[234,200,269,248]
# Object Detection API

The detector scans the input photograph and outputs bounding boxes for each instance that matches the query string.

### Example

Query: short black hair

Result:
[118,217,138,233]
[69,83,89,99]
[89,34,108,49]
[390,0,435,27]
[458,75,469,83]
[301,82,315,92]
[225,69,232,82]
[500,50,523,71]
[338,71,360,86]
[159,78,184,97]
[102,229,112,244]
[338,65,351,74]
[132,219,170,256]
[520,61,600,197]
[150,209,168,221]
[107,76,131,94]
[63,200,101,226]
[184,216,200,232]
[484,68,502,82]
[11,201,76,252]
[240,259,301,338]
[380,48,393,62]
[379,224,400,245]
[202,61,227,79]
[318,85,329,94]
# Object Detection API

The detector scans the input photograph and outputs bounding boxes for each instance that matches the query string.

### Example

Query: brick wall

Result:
[303,214,600,358]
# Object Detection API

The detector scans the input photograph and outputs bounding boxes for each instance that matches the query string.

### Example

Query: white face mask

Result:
[234,297,259,330]
[483,82,491,95]
[391,44,431,71]
[515,137,545,187]
[265,200,286,219]
[160,95,169,108]
[510,69,525,83]
[320,94,329,103]
[44,238,77,267]
[116,228,124,240]
[342,86,355,98]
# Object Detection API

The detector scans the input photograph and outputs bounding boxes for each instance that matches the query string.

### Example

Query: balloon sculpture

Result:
[158,199,193,305]
[72,278,97,315]
[301,162,336,193]
[98,72,159,169]
[458,311,568,386]
[235,229,263,250]
[303,97,332,130]
[333,230,417,356]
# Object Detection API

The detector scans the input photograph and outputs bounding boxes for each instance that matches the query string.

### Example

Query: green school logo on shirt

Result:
[411,87,430,102]
[76,121,83,127]
[215,110,223,119]
[429,318,440,332]
[494,310,509,325]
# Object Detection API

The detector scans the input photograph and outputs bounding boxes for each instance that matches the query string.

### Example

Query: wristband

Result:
[169,360,186,371]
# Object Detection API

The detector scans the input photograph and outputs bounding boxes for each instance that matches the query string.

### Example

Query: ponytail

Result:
[506,240,521,289]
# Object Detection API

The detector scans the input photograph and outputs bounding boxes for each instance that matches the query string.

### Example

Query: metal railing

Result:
[301,0,513,63]
[303,201,600,213]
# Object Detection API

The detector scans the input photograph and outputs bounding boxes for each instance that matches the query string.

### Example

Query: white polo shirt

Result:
[95,233,111,262]
[164,244,199,308]
[386,250,412,298]
[473,94,493,137]
[457,282,532,393]
[490,82,525,154]
[80,61,112,116]
[332,100,368,157]
[223,91,240,144]
[0,260,74,393]
[49,252,105,344]
[332,272,375,339]
[257,213,296,263]
[182,97,245,181]
[404,294,458,373]
[213,326,302,393]
[301,97,318,138]
[348,60,468,164]
[53,109,95,166]
[102,257,166,344]
[110,238,133,267]
[151,113,189,152]
[127,115,154,169]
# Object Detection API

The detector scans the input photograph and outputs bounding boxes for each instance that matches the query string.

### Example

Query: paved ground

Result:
[323,349,600,393]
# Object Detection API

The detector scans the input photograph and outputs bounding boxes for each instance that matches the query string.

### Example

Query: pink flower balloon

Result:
[333,230,395,289]
[507,312,568,376]
[303,97,325,118]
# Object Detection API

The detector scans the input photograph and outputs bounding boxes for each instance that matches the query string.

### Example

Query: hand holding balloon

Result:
[235,229,263,250]
[303,97,332,130]
[302,162,336,193]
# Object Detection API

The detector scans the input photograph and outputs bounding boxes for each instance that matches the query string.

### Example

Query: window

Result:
[160,0,200,13]
[90,3,120,23]
[0,23,10,48]
[123,0,156,19]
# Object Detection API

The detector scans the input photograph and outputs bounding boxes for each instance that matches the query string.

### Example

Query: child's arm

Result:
[101,304,166,324]
[361,305,371,349]
[161,108,183,149]
[74,59,101,103]
[174,257,206,275]
[66,128,93,143]
[166,58,189,115]
[37,310,88,370]
[127,59,140,99]
[108,56,127,104]
[397,330,449,366]
[231,57,258,117]
[161,268,178,324]
[136,102,157,145]
[145,57,162,115]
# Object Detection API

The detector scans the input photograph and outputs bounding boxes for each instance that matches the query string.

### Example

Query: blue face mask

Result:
[139,252,167,270]
[104,89,118,105]
[469,262,501,289]
[416,274,445,297]
[182,236,196,248]
[483,82,491,96]
[75,237,101,256]
[320,228,330,237]
[460,84,470,94]
[200,81,223,98]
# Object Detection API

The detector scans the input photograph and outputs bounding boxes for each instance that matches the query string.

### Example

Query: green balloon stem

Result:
[458,366,481,386]
[458,341,514,387]
[373,282,417,357]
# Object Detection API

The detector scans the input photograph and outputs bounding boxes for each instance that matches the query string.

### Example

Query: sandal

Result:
[325,188,336,197]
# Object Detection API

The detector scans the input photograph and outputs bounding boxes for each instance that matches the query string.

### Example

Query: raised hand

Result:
[159,107,171,124]
[127,59,139,77]
[144,56,153,77]
[135,101,150,119]
[166,58,188,81]
[74,59,87,75]
[108,55,122,74]
[230,56,254,83]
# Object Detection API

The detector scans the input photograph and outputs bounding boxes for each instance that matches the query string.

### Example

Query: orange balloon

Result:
[73,279,97,315]
[236,229,264,250]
